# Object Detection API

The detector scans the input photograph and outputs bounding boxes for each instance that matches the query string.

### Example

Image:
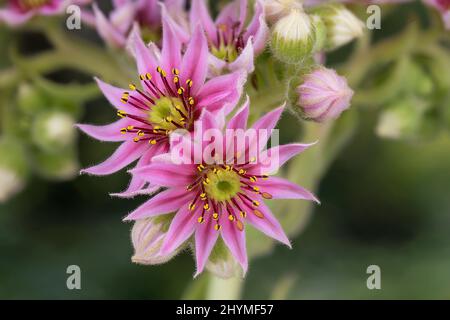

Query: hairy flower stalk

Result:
[191,0,269,74]
[125,101,319,276]
[0,0,91,26]
[78,19,245,197]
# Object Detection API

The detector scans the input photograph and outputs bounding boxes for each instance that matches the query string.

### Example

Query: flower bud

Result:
[312,4,364,51]
[131,214,182,265]
[264,0,303,25]
[270,8,316,64]
[17,83,48,115]
[291,67,353,122]
[376,96,428,140]
[0,136,29,203]
[204,238,244,279]
[31,111,76,153]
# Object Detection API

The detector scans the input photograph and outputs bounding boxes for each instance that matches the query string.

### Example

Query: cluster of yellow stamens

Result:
[187,161,271,231]
[117,67,196,145]
[211,23,246,63]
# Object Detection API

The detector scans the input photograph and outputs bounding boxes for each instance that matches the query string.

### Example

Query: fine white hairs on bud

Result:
[131,215,182,265]
[292,66,354,122]
[312,4,365,51]
[270,7,316,64]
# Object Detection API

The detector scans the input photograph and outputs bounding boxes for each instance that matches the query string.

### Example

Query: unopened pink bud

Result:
[296,67,353,122]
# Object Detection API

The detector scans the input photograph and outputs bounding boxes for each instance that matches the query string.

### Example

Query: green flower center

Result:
[211,44,239,63]
[204,168,241,202]
[148,97,188,131]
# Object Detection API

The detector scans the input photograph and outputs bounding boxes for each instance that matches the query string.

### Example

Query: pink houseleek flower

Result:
[93,0,188,48]
[0,0,90,26]
[191,0,269,74]
[124,101,319,276]
[295,67,353,122]
[78,19,245,198]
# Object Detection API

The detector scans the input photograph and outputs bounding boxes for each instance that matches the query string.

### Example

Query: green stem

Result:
[205,275,243,300]
[276,121,335,236]
[0,21,133,89]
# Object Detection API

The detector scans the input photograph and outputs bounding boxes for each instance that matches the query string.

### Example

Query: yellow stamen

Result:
[236,220,244,231]
[253,209,264,219]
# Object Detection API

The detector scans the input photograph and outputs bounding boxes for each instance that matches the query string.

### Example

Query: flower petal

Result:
[112,184,160,199]
[110,2,136,34]
[76,118,131,142]
[94,77,135,113]
[93,4,126,48]
[228,38,255,74]
[197,71,245,115]
[180,24,209,95]
[255,143,316,174]
[221,215,248,274]
[194,215,219,277]
[242,199,291,247]
[130,163,196,187]
[252,104,284,132]
[0,8,33,26]
[112,143,167,198]
[244,0,269,54]
[216,0,248,35]
[207,53,228,77]
[227,96,250,130]
[190,0,217,41]
[129,26,161,82]
[124,187,192,220]
[161,14,182,73]
[81,140,149,176]
[160,2,190,43]
[159,205,199,255]
[255,176,319,203]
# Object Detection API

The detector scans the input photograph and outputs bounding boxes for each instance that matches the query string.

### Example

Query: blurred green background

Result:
[1,1,450,299]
